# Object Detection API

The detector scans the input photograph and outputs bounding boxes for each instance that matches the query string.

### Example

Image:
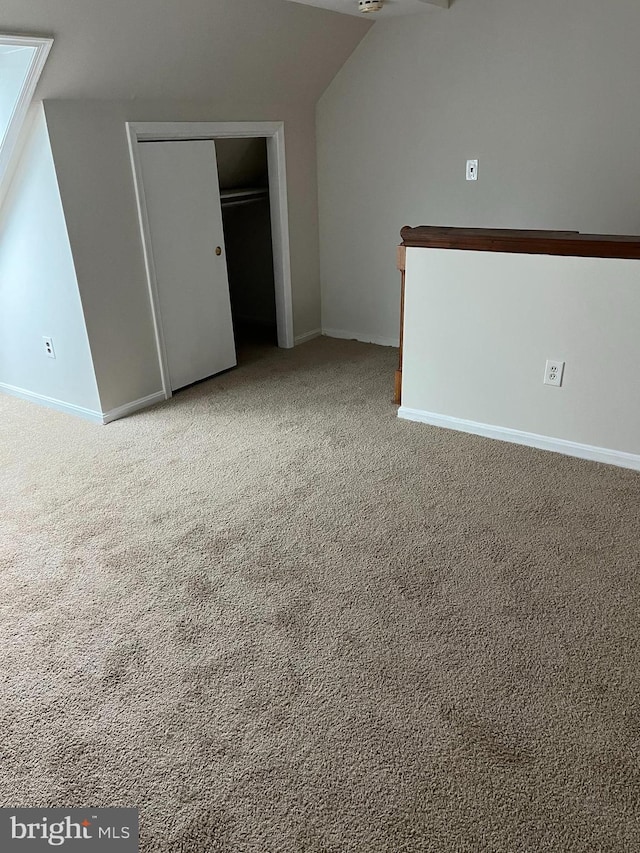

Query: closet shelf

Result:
[220,187,268,205]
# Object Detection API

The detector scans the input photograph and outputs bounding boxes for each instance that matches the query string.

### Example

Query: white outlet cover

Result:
[284,0,449,20]
[544,359,564,387]
[43,336,56,359]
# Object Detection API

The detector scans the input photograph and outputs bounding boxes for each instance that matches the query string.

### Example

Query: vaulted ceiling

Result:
[1,0,371,104]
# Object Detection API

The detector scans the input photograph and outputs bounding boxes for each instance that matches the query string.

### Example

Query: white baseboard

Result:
[397,406,640,472]
[0,383,167,425]
[322,328,399,348]
[294,328,322,345]
[102,391,166,424]
[0,382,103,423]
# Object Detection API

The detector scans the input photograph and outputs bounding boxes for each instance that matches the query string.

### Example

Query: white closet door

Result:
[138,139,236,391]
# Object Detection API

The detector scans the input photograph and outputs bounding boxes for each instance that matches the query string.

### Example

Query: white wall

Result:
[0,0,369,416]
[401,248,640,462]
[0,106,100,415]
[317,0,640,345]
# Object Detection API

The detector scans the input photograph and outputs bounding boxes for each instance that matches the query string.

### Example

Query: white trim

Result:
[0,382,103,423]
[126,130,173,400]
[0,35,53,184]
[265,125,294,350]
[322,328,400,348]
[128,121,285,141]
[0,383,166,424]
[397,406,640,472]
[126,121,295,398]
[294,328,322,345]
[102,391,166,424]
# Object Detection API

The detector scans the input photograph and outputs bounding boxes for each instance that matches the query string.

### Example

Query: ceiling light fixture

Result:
[358,0,384,12]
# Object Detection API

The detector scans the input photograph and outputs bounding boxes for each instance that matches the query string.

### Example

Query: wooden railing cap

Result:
[400,225,640,260]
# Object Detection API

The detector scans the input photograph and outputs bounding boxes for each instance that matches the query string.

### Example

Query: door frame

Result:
[126,121,294,400]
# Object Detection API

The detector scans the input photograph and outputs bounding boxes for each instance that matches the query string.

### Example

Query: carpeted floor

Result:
[2,337,640,852]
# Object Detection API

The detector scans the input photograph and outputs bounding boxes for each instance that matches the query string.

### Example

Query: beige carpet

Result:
[2,337,640,852]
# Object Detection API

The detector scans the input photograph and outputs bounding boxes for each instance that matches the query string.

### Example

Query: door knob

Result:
[215,246,222,256]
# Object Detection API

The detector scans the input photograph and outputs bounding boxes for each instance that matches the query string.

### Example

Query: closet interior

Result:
[215,138,278,353]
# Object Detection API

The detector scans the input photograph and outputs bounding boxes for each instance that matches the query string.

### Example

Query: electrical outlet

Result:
[466,159,478,181]
[544,359,564,387]
[43,336,56,359]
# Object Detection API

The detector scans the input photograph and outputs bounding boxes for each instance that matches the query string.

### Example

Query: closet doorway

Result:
[217,138,278,352]
[127,121,294,400]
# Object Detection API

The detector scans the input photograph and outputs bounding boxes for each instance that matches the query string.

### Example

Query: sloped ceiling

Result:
[0,0,371,104]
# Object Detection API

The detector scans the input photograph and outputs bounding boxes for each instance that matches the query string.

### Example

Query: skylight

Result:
[0,35,53,182]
